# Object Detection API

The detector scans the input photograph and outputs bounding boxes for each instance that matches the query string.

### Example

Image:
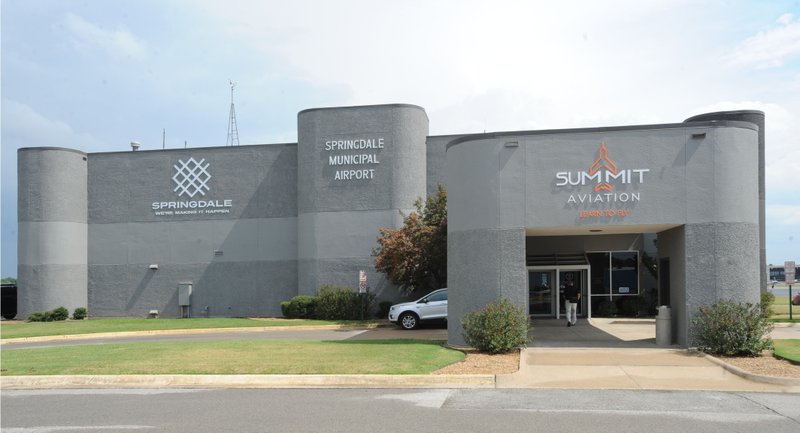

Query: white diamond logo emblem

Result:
[173,157,211,198]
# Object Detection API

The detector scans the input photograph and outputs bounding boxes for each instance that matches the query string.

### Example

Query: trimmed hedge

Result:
[281,296,317,319]
[314,285,375,321]
[461,298,530,354]
[72,307,88,320]
[27,306,70,322]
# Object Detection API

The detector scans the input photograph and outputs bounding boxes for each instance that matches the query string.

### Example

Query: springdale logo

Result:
[173,157,211,198]
[554,142,649,217]
[151,157,233,216]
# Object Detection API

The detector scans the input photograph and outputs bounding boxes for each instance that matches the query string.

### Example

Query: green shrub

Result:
[461,298,530,354]
[595,300,618,317]
[760,291,775,317]
[314,285,375,320]
[281,295,318,319]
[51,306,69,321]
[376,301,393,319]
[691,299,773,356]
[72,307,88,320]
[27,312,46,322]
[27,307,69,322]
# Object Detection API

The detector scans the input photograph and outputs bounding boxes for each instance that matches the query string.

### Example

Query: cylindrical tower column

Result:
[685,110,766,291]
[17,147,88,317]
[297,104,428,297]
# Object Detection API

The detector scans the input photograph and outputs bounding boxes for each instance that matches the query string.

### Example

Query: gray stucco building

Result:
[18,104,765,346]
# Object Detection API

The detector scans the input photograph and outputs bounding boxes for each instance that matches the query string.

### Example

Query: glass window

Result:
[426,291,447,302]
[588,252,609,295]
[588,251,639,296]
[611,252,639,295]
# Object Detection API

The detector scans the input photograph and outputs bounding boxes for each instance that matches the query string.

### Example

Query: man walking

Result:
[563,273,580,327]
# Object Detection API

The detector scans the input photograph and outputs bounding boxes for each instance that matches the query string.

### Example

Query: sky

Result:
[2,0,799,278]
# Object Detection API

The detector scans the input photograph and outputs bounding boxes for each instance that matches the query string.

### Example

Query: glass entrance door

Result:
[529,270,555,316]
[529,267,590,318]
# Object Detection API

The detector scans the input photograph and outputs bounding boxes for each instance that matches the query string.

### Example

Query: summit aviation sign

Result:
[554,142,649,218]
[151,157,233,216]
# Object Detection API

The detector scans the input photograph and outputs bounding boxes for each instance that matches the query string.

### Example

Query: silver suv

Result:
[388,288,448,330]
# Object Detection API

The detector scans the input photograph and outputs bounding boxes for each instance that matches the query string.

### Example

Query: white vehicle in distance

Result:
[388,288,448,330]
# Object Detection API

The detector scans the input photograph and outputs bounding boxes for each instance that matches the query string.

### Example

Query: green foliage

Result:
[314,285,375,321]
[281,295,318,319]
[27,306,70,322]
[1,339,466,376]
[374,185,447,294]
[595,300,618,317]
[691,299,773,356]
[51,307,69,321]
[72,307,88,320]
[27,312,48,322]
[1,277,17,284]
[376,301,393,319]
[461,298,530,354]
[760,291,775,317]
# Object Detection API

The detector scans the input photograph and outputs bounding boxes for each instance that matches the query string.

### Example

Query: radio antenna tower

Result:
[226,80,240,146]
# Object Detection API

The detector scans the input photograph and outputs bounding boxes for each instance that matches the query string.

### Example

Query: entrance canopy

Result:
[445,112,764,347]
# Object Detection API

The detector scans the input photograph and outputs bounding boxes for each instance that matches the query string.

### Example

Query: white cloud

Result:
[192,0,700,116]
[62,12,147,60]
[1,99,105,151]
[728,13,800,69]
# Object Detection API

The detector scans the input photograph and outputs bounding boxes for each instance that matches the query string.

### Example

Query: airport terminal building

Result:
[18,104,765,346]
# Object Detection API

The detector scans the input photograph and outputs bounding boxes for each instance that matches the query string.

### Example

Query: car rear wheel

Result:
[399,312,419,330]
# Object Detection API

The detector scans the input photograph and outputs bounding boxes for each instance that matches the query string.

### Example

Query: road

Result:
[2,388,799,433]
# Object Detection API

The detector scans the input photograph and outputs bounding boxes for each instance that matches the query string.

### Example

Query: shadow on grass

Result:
[325,339,447,346]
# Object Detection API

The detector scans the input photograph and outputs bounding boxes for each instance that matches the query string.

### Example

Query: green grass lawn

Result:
[773,339,800,363]
[0,318,375,340]
[0,339,463,375]
[768,295,799,321]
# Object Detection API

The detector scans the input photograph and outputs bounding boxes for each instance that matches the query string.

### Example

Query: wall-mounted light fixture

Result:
[149,264,159,270]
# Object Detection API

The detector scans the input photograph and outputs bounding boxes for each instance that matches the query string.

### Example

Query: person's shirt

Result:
[563,283,579,302]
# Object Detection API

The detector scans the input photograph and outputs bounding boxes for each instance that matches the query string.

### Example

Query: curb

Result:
[701,353,800,387]
[0,374,496,390]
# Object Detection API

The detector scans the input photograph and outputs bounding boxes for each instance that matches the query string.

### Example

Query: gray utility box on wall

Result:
[178,283,192,307]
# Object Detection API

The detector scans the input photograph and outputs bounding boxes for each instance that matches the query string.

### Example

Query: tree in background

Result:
[374,185,447,294]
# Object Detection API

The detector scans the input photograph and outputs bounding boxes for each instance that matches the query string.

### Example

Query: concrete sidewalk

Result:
[497,347,800,392]
[504,318,800,392]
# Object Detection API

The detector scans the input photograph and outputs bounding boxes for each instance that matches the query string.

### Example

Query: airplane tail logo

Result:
[588,141,618,192]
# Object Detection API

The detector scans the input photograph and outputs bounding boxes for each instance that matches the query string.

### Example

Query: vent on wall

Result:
[526,253,587,267]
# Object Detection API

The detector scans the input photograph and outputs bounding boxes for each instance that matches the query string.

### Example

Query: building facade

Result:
[17,104,765,346]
